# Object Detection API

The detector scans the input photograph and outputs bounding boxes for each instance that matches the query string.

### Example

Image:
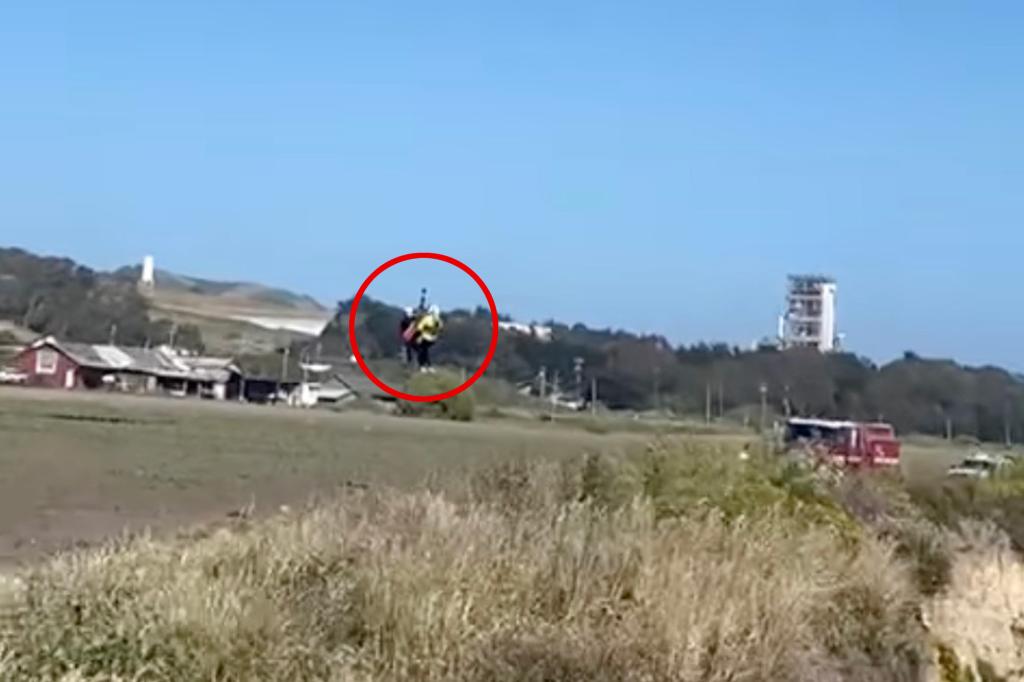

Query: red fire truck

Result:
[783,417,901,468]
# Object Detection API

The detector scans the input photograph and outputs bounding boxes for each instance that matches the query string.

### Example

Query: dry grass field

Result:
[3,387,1024,680]
[0,432,932,682]
[0,384,992,569]
[0,387,651,568]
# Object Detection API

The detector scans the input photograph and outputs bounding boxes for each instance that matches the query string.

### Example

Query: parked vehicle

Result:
[0,367,27,385]
[946,452,1014,479]
[784,417,901,468]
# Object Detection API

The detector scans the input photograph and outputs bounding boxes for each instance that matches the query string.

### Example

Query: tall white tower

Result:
[818,280,837,352]
[140,255,155,289]
[783,275,838,352]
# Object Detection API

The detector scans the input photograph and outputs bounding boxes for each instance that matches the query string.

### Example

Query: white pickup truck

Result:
[946,452,1014,480]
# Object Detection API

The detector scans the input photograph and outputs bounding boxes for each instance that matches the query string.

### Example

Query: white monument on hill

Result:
[140,255,155,290]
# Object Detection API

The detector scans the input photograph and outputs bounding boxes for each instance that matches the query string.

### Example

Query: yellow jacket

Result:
[415,313,442,342]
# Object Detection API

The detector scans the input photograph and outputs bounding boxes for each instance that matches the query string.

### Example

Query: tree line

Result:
[4,244,1020,444]
[329,297,1024,442]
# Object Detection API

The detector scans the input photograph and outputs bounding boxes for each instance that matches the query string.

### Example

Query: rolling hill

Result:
[113,263,335,349]
[115,265,327,314]
[0,248,334,355]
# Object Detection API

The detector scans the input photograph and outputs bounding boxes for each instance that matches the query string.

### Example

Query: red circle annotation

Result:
[347,252,499,403]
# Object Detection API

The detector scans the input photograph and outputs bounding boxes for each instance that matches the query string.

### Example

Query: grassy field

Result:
[3,387,1024,679]
[0,435,933,681]
[0,387,653,568]
[0,384,998,569]
[901,434,1024,486]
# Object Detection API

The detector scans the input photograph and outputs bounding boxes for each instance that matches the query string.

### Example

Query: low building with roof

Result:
[235,351,393,406]
[16,336,393,408]
[14,336,242,399]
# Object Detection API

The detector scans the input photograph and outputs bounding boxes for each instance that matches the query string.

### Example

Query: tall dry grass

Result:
[0,450,926,681]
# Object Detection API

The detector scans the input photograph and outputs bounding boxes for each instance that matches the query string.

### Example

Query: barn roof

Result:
[45,340,184,374]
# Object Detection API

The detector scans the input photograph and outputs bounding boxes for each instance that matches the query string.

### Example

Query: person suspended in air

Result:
[400,288,429,364]
[413,303,443,372]
[399,306,416,364]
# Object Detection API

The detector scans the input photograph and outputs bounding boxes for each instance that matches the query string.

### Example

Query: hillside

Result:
[0,248,160,347]
[115,264,326,316]
[113,264,333,349]
[153,270,325,312]
[0,248,331,355]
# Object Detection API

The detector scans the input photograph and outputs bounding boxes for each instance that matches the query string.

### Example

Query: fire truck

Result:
[783,417,901,468]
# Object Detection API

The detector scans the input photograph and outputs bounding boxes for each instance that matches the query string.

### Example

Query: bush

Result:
[936,642,988,682]
[976,658,1006,682]
[481,406,506,419]
[911,472,1024,559]
[399,369,475,421]
[580,418,610,435]
[0,455,925,682]
[885,517,953,597]
[470,376,534,408]
[833,474,954,596]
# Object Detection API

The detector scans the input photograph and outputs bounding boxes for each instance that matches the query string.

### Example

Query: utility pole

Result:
[551,371,560,419]
[717,380,724,419]
[759,382,768,434]
[538,366,547,401]
[108,324,118,346]
[705,382,712,424]
[591,377,597,416]
[281,346,290,384]
[573,357,584,400]
[653,365,661,411]
[1005,397,1013,447]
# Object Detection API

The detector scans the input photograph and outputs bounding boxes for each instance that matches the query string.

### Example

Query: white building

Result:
[781,275,838,352]
[498,320,553,342]
[140,255,155,289]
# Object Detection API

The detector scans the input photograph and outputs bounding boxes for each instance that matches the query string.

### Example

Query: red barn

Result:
[15,337,85,389]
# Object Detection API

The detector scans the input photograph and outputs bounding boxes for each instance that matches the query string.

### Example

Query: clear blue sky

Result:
[3,2,1022,368]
